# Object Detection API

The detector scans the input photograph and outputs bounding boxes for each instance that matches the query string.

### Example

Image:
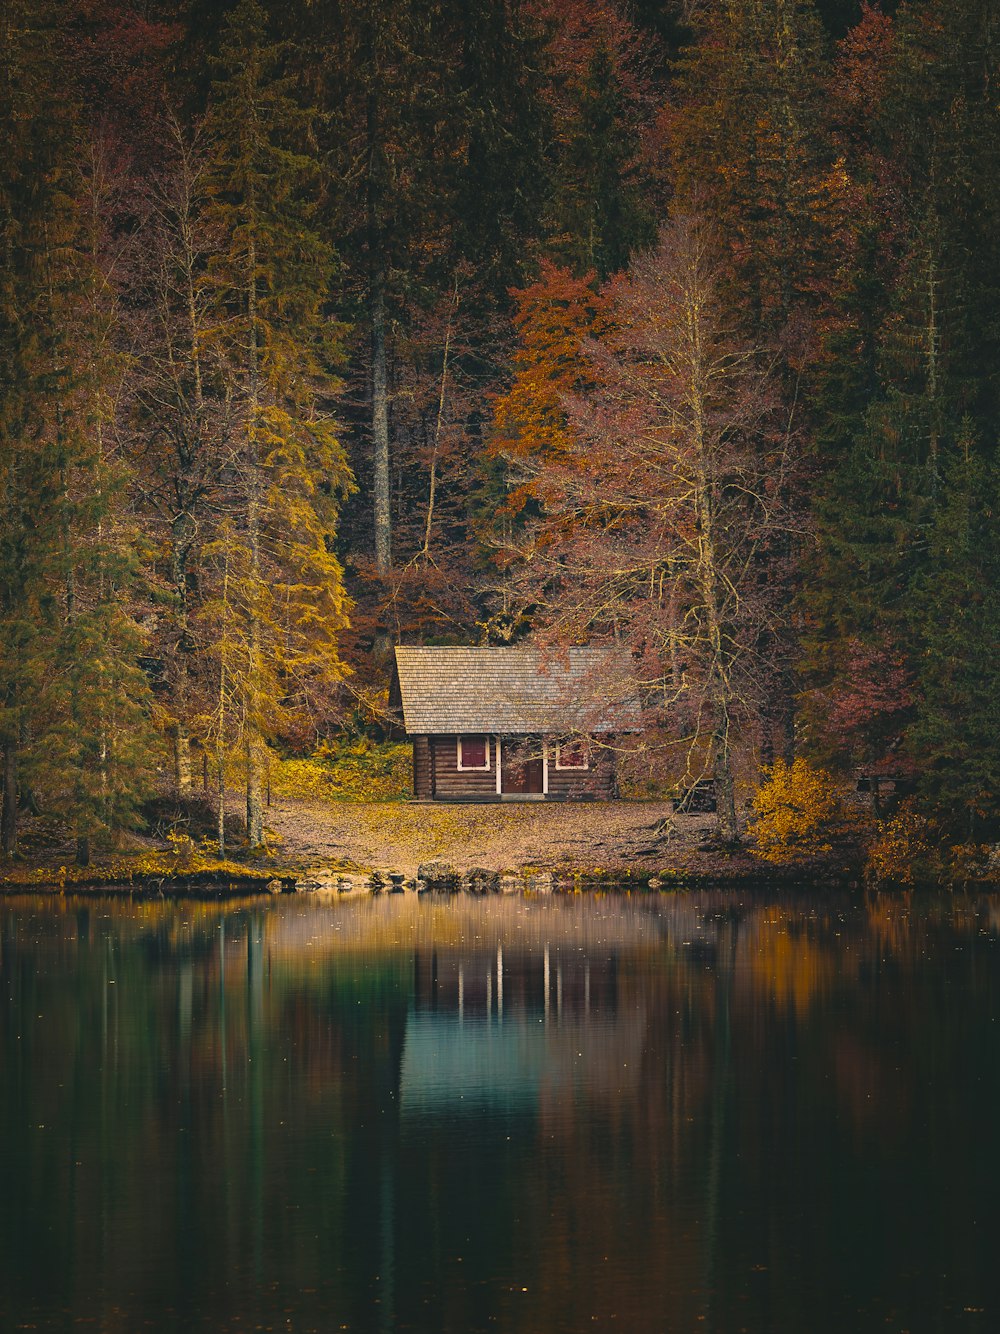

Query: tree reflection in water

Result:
[1,891,998,1333]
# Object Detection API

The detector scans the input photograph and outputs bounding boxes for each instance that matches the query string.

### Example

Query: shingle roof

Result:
[393,646,642,735]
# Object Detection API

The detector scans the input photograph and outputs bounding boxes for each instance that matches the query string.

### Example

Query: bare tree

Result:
[502,217,800,841]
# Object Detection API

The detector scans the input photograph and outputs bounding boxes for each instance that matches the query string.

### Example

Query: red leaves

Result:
[824,635,916,746]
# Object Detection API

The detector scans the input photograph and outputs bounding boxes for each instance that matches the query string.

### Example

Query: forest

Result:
[1,0,998,870]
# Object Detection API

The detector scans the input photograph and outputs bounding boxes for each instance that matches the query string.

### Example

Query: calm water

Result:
[2,890,999,1333]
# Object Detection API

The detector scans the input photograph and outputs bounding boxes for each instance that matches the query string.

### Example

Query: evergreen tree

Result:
[1,0,153,862]
[909,448,1000,838]
[204,0,353,848]
[670,0,837,339]
[535,0,659,279]
[804,0,1000,794]
[0,0,56,852]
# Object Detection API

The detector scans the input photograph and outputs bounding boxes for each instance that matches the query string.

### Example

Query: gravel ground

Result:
[263,796,731,877]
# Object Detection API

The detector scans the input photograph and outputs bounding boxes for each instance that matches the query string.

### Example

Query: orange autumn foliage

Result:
[490,262,609,516]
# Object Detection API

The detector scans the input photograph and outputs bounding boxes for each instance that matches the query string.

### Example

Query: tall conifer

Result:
[204,0,352,848]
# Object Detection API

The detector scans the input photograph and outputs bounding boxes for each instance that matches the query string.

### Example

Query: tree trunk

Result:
[712,702,739,845]
[244,208,264,849]
[173,722,193,795]
[422,277,458,559]
[217,754,227,860]
[216,560,229,859]
[371,275,391,574]
[1,734,17,856]
[245,729,264,849]
[366,34,392,577]
[689,293,739,846]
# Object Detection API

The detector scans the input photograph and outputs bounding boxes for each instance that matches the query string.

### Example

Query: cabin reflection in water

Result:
[402,947,643,1115]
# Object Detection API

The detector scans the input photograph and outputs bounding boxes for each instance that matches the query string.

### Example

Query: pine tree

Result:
[670,0,837,337]
[32,133,156,865]
[204,0,353,848]
[534,0,659,279]
[2,0,154,861]
[909,447,1000,838]
[803,0,1000,777]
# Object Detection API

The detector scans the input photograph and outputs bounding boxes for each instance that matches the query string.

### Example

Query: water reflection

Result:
[1,891,999,1333]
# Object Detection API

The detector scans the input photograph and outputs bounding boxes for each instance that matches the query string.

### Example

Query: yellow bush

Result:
[272,742,411,803]
[863,802,992,887]
[864,803,939,886]
[751,757,853,864]
[270,757,337,801]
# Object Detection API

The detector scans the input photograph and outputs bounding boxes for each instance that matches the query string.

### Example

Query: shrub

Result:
[864,801,994,888]
[272,741,411,803]
[751,757,855,864]
[864,803,941,886]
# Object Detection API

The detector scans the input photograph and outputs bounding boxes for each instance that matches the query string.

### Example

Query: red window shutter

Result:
[460,735,488,768]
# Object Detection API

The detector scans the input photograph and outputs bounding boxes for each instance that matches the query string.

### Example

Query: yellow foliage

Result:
[272,742,411,804]
[864,803,939,887]
[863,802,992,888]
[0,847,278,888]
[751,757,853,864]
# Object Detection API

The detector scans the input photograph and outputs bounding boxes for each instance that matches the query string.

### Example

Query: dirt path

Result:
[264,796,725,877]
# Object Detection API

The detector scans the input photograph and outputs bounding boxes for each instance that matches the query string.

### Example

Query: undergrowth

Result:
[272,739,411,803]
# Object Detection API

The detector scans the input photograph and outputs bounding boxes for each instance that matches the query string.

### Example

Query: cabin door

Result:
[500,739,544,794]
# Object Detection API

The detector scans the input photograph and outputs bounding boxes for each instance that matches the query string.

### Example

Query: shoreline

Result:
[0,795,858,894]
[3,796,995,896]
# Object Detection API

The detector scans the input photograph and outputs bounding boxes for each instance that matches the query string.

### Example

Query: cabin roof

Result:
[393,646,641,735]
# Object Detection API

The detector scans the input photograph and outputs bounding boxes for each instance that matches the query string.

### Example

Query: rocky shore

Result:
[0,797,865,895]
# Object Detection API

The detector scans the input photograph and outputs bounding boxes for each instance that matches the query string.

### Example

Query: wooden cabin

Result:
[391,646,640,802]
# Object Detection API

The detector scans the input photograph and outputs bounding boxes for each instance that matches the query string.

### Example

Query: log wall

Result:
[429,734,498,800]
[408,734,620,801]
[413,735,433,799]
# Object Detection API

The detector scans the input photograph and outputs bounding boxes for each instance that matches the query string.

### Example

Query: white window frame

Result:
[554,738,590,771]
[457,734,491,771]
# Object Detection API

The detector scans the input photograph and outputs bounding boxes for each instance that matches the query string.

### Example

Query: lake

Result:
[2,889,998,1333]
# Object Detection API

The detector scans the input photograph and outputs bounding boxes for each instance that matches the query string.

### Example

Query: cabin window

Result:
[555,739,589,770]
[457,735,490,770]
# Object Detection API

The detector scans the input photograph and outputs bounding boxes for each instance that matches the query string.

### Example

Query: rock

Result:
[416,860,458,891]
[336,876,355,893]
[388,872,406,894]
[461,867,500,894]
[267,878,284,894]
[295,878,322,893]
[499,875,521,895]
[525,871,553,894]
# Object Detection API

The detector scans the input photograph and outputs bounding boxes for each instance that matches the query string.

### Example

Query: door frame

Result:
[496,736,548,797]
